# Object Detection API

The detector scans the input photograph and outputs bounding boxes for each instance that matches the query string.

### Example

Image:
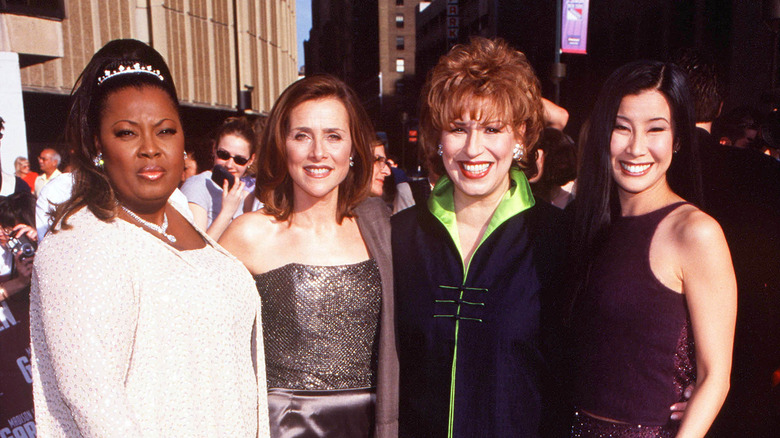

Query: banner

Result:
[561,0,589,54]
[447,0,458,42]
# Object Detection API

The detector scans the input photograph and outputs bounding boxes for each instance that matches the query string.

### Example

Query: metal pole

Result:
[553,0,563,104]
[233,0,243,112]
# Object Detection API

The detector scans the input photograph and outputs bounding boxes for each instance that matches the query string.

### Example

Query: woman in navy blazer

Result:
[392,37,568,437]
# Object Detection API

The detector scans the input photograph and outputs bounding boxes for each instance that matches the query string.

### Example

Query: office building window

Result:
[396,14,404,28]
[0,0,64,19]
[396,0,404,5]
[396,58,405,73]
[396,36,405,50]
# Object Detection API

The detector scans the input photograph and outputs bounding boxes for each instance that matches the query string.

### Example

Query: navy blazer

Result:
[392,199,567,437]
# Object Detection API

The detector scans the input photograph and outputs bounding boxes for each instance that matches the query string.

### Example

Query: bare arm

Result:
[218,212,265,274]
[542,98,569,130]
[675,214,736,438]
[205,179,248,241]
[188,202,208,232]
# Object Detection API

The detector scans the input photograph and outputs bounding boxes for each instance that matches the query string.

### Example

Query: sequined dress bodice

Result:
[255,260,381,390]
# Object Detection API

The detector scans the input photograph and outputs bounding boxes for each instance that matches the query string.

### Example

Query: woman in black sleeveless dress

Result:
[569,61,736,437]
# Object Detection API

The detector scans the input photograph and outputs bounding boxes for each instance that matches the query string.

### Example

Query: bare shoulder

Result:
[665,204,727,257]
[218,210,283,266]
[222,209,277,241]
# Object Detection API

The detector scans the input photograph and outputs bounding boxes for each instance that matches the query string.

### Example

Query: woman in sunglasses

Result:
[181,116,256,239]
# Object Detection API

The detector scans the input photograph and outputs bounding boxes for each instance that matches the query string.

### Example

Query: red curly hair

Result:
[419,37,545,177]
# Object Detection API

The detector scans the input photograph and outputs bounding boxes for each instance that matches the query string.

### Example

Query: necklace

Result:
[121,206,177,243]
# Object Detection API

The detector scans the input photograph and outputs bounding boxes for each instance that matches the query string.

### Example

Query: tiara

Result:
[97,62,165,85]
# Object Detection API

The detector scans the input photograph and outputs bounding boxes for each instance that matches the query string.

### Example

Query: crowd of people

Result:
[0,35,778,438]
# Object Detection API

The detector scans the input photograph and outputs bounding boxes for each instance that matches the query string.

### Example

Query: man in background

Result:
[34,148,61,196]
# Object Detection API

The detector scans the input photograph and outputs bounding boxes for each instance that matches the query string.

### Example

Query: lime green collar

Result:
[427,167,535,270]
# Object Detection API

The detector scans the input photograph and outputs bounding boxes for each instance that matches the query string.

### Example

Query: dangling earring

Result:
[673,143,680,154]
[93,152,104,169]
[349,156,355,167]
[513,144,524,161]
[437,144,443,156]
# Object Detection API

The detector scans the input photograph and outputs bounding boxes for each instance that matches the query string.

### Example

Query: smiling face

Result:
[285,97,352,205]
[610,89,674,200]
[439,107,522,204]
[96,85,184,213]
[214,133,254,178]
[370,144,391,196]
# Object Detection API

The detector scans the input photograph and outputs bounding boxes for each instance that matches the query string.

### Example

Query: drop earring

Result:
[349,156,355,167]
[437,144,443,156]
[93,152,104,169]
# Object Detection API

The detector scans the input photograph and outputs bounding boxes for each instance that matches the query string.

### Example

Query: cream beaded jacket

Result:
[30,206,270,437]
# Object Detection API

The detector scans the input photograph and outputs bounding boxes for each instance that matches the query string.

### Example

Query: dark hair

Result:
[713,105,761,147]
[255,74,374,223]
[243,114,269,177]
[213,116,257,154]
[52,39,179,230]
[672,48,722,123]
[529,128,577,200]
[0,192,36,228]
[569,60,699,318]
[212,116,257,178]
[419,37,545,177]
[0,116,5,131]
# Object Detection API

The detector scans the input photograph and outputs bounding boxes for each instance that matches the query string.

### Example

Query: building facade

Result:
[304,0,427,167]
[1,0,298,173]
[376,0,425,168]
[379,0,423,96]
[305,0,379,114]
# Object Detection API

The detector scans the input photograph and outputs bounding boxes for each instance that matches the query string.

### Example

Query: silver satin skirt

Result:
[268,387,375,437]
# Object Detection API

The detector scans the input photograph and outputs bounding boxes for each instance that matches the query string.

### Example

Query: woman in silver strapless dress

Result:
[220,75,397,438]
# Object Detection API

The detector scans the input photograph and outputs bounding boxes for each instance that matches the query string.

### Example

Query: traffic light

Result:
[408,129,418,143]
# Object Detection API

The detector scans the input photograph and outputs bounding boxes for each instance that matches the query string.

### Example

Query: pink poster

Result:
[561,0,589,54]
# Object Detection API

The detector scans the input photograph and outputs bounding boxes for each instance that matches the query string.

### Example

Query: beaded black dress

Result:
[254,260,382,438]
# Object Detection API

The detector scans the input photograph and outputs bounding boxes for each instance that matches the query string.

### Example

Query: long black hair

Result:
[52,39,179,230]
[568,60,700,319]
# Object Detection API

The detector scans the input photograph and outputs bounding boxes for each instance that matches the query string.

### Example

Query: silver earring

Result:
[437,144,443,156]
[93,152,104,169]
[513,144,524,161]
[349,156,354,167]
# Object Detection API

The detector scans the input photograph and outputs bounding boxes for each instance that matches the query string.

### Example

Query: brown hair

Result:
[419,37,545,177]
[213,116,257,155]
[255,74,374,223]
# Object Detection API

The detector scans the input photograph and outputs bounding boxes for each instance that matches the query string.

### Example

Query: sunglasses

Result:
[216,149,250,166]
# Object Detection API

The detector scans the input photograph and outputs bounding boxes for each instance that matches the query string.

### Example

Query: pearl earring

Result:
[349,156,355,167]
[437,144,443,156]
